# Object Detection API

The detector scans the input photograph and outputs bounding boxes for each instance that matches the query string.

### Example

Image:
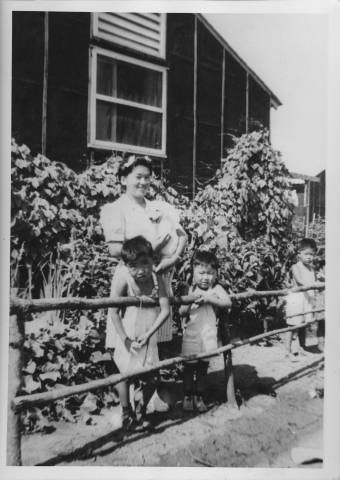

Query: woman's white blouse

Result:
[100,194,184,249]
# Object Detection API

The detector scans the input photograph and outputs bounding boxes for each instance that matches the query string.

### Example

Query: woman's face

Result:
[121,165,151,200]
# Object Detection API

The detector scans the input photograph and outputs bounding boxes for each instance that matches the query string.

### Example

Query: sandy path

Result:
[22,339,324,468]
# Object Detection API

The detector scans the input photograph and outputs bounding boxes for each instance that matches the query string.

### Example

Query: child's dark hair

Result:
[299,237,317,252]
[121,236,154,264]
[192,250,219,270]
[118,155,153,180]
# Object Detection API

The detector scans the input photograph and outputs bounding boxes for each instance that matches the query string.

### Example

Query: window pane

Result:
[97,55,117,97]
[97,55,162,107]
[96,100,162,149]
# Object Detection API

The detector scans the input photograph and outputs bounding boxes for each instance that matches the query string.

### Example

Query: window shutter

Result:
[95,13,165,58]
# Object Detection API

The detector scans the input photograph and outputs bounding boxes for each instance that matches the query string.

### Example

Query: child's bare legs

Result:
[116,380,130,408]
[134,375,157,427]
[116,380,136,430]
[317,320,325,352]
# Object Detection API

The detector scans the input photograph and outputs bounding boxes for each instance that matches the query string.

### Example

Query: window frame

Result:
[92,13,167,59]
[89,46,167,157]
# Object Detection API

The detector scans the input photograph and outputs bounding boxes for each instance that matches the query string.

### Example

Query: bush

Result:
[11,131,297,432]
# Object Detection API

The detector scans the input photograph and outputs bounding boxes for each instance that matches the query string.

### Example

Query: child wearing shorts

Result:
[179,251,231,412]
[285,238,317,360]
[108,236,170,430]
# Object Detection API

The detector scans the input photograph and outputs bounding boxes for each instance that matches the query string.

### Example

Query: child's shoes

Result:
[194,395,208,413]
[183,395,194,411]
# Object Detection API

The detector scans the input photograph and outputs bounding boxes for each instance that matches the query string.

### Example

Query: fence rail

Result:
[10,283,325,315]
[7,283,325,466]
[11,308,324,412]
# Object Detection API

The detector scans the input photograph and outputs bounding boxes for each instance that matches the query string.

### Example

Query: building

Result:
[290,170,325,235]
[12,12,281,195]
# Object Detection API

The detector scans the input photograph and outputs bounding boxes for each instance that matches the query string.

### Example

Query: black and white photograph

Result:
[1,0,340,477]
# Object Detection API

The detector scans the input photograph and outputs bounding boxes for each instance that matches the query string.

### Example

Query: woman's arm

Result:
[155,230,187,273]
[100,202,125,260]
[137,275,170,345]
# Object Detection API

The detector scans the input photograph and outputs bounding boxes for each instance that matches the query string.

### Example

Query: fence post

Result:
[220,313,237,407]
[224,350,237,407]
[7,311,25,466]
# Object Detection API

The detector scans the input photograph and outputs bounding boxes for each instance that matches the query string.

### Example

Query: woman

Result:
[100,155,187,348]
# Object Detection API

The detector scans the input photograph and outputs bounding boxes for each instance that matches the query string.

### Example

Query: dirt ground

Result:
[22,332,324,468]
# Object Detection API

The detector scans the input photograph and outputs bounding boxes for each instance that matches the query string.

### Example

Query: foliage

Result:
[11,131,298,432]
[11,141,85,295]
[21,311,118,433]
[178,130,295,288]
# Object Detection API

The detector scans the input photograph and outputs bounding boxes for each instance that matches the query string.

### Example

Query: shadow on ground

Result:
[37,360,320,466]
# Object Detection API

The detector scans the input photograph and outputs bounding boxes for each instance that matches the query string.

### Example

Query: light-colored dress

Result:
[285,261,316,326]
[113,272,160,374]
[181,285,226,361]
[100,194,184,344]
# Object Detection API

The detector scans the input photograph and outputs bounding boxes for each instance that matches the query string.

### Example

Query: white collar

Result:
[121,193,150,210]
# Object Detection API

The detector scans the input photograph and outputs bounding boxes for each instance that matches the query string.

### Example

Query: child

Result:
[146,199,187,343]
[285,238,317,359]
[315,257,325,352]
[109,236,170,430]
[179,250,231,412]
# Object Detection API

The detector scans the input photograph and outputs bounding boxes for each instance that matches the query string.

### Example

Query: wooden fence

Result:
[8,283,325,466]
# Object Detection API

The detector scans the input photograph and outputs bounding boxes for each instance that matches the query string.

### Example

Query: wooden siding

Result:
[46,13,90,171]
[166,14,195,194]
[223,51,247,153]
[12,12,45,154]
[196,20,223,184]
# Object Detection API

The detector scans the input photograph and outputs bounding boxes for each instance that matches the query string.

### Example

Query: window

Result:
[93,13,166,59]
[89,48,167,156]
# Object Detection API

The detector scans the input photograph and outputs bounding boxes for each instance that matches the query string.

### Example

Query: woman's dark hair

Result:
[121,236,154,264]
[192,250,219,271]
[299,237,317,252]
[118,155,153,180]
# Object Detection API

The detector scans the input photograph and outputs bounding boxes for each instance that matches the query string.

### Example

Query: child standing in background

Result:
[179,251,231,412]
[315,256,325,352]
[285,238,317,359]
